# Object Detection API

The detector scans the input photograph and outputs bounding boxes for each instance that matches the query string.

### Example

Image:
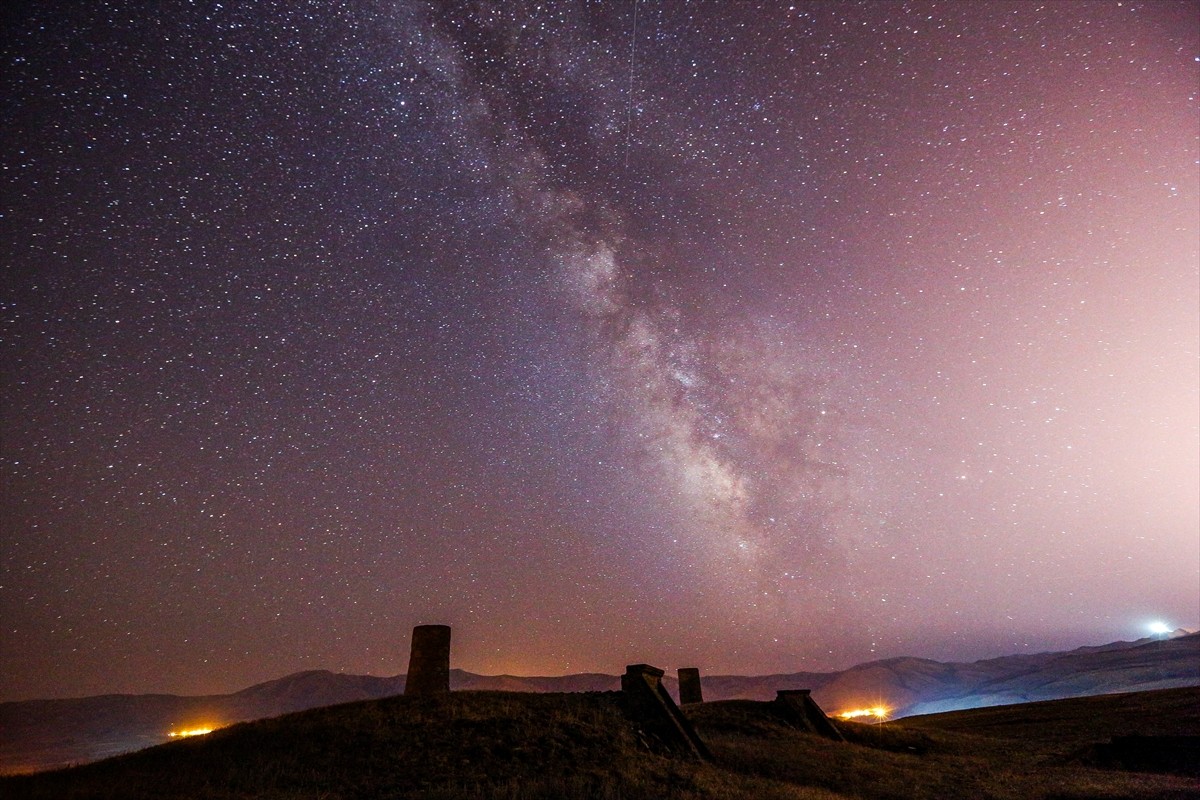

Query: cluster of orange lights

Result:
[167,727,215,738]
[837,706,889,721]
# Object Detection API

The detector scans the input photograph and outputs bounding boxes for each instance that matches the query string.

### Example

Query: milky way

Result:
[2,1,1197,700]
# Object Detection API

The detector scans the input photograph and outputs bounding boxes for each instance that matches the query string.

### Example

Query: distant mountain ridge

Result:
[2,632,1196,773]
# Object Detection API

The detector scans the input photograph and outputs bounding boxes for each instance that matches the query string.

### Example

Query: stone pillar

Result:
[405,624,451,696]
[677,667,703,704]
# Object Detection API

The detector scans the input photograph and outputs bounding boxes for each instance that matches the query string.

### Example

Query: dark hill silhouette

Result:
[2,633,1195,773]
[3,687,1197,799]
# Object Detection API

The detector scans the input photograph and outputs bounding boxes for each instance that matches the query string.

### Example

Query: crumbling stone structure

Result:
[405,624,451,696]
[621,664,711,759]
[677,667,703,704]
[774,689,845,741]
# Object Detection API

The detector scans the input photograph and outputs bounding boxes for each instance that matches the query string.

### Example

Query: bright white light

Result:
[1148,621,1171,635]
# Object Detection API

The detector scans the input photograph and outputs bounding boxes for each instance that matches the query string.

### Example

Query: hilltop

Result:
[2,687,1197,799]
[2,632,1196,773]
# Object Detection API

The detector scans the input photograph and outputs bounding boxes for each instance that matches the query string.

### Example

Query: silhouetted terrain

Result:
[2,687,1197,799]
[2,633,1196,773]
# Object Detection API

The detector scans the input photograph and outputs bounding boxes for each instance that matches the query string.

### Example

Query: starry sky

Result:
[2,1,1198,702]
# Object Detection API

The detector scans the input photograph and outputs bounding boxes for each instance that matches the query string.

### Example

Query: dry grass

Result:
[688,689,1200,800]
[2,688,1197,799]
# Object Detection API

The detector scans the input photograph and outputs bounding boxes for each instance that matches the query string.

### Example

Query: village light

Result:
[167,727,215,738]
[837,706,889,721]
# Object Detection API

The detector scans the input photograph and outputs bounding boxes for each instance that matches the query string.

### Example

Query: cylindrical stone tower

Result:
[678,667,703,704]
[405,624,451,696]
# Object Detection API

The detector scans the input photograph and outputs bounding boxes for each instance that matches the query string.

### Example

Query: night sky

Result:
[2,1,1197,702]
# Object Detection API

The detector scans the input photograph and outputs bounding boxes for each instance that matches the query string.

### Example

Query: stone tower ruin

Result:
[405,624,451,696]
[621,664,711,759]
[775,689,845,741]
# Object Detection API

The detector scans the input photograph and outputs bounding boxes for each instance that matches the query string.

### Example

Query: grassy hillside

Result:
[902,686,1200,753]
[690,688,1199,800]
[8,635,1195,773]
[3,688,1197,799]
